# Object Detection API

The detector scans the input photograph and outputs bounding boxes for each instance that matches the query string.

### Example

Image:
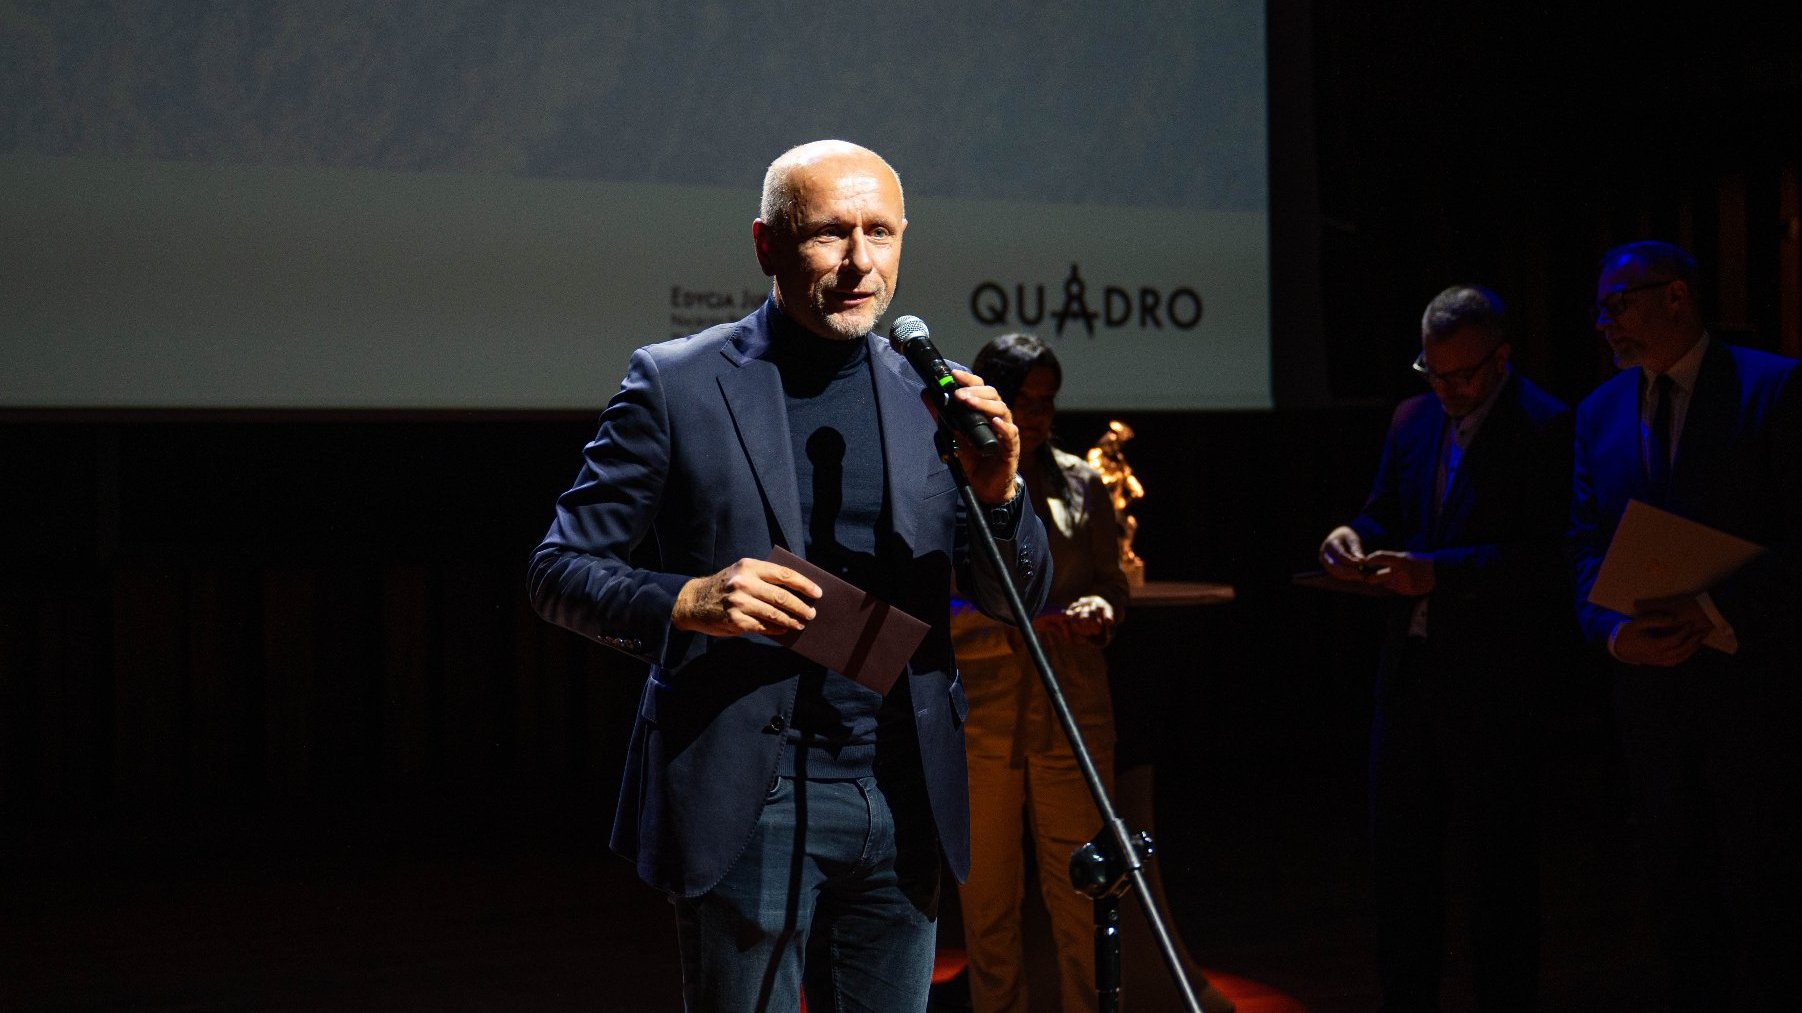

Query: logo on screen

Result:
[969,264,1203,337]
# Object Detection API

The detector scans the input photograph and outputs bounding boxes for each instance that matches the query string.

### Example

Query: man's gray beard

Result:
[813,293,892,341]
[818,318,867,341]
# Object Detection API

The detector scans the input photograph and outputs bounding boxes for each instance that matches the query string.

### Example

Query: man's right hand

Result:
[672,559,822,637]
[1319,526,1371,582]
[1612,599,1713,667]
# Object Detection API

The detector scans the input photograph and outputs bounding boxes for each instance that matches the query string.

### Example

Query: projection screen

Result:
[1,1,1267,411]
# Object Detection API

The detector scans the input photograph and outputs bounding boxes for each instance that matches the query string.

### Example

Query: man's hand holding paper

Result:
[1613,593,1714,666]
[1590,500,1764,661]
[765,546,928,697]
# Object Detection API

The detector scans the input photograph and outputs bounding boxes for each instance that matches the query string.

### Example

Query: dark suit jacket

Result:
[1350,371,1574,674]
[528,301,1051,897]
[1570,338,1802,664]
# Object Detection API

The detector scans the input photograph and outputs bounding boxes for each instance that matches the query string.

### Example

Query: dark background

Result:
[4,4,1800,1009]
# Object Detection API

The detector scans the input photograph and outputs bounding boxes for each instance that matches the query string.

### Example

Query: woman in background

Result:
[953,333,1129,1013]
[955,333,1235,1013]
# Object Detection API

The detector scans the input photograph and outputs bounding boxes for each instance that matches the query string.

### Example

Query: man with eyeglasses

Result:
[1570,240,1801,1010]
[1318,285,1572,1013]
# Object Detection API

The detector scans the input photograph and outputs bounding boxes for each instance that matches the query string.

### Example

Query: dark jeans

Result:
[672,774,941,1013]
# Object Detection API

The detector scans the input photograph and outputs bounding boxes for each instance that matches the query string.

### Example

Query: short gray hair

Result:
[759,140,904,234]
[1603,240,1699,291]
[1421,284,1507,345]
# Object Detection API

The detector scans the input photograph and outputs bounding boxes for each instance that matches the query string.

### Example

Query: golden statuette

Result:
[1085,420,1146,588]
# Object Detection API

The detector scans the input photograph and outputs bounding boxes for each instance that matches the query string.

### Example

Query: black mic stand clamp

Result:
[1071,828,1157,1013]
[1070,827,1156,900]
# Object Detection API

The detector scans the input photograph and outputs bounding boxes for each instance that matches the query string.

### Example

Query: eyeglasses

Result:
[1412,344,1501,387]
[1592,280,1672,323]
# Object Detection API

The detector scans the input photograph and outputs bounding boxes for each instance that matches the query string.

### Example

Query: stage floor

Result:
[4,729,1660,1012]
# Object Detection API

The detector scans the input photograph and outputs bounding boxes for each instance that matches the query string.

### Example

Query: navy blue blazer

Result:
[529,301,1051,896]
[1350,371,1574,666]
[1570,339,1802,660]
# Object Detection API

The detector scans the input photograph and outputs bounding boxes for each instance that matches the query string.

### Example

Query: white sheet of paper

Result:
[1588,499,1765,652]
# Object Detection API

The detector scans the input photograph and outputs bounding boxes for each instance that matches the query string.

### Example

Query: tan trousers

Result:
[955,618,1116,1013]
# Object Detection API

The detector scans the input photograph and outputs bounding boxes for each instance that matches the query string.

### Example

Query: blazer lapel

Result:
[1602,373,1653,507]
[718,308,803,550]
[1420,408,1450,546]
[1666,338,1739,515]
[871,334,934,548]
[1435,375,1517,541]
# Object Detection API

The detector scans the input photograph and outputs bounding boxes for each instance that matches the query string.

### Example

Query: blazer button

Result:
[764,713,787,734]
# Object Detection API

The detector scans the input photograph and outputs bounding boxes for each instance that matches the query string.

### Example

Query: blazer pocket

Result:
[922,466,956,501]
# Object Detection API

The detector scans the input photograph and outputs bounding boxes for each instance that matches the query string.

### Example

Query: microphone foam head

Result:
[888,314,929,347]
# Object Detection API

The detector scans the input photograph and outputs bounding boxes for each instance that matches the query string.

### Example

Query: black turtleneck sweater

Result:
[766,312,917,781]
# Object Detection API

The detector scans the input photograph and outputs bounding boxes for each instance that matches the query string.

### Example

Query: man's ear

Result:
[752,218,777,277]
[1664,278,1690,317]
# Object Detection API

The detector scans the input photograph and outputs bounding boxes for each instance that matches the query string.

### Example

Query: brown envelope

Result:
[767,546,928,696]
[1290,569,1397,598]
[1589,499,1765,653]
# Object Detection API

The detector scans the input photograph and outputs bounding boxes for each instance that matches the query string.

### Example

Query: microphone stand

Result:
[936,428,1204,1013]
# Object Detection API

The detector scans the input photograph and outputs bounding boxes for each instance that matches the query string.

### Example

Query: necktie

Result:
[1434,418,1453,515]
[1647,373,1673,503]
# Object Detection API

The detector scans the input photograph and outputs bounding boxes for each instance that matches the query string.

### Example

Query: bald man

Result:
[530,140,1050,1012]
[1571,241,1801,1010]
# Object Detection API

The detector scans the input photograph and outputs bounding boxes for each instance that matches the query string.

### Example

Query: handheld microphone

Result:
[888,315,1000,458]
